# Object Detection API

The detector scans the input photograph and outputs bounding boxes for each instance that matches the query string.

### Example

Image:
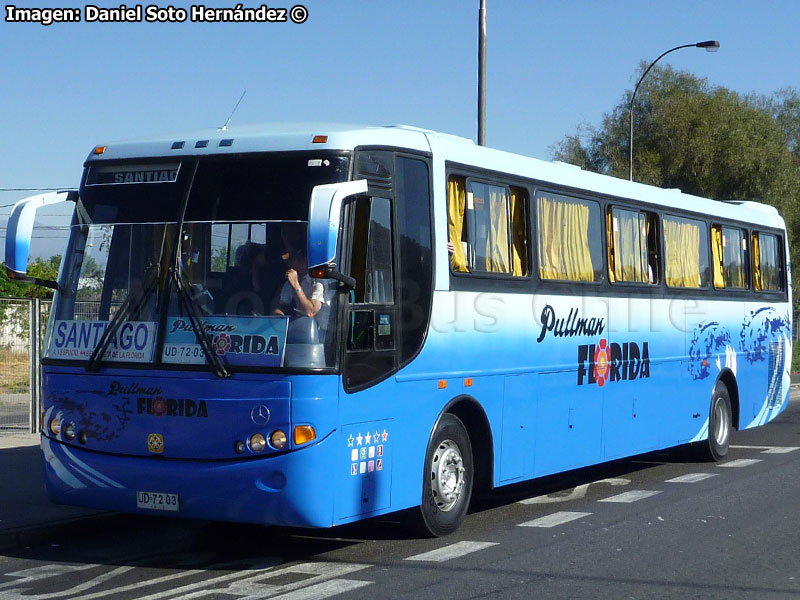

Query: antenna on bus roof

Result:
[220,90,246,131]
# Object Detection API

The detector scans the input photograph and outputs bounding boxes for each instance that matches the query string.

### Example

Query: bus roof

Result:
[85,122,785,230]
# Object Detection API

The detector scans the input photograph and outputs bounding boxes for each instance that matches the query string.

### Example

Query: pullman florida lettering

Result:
[578,338,650,387]
[537,305,605,343]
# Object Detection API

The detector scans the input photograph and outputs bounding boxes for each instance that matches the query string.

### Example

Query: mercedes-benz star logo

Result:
[250,405,271,425]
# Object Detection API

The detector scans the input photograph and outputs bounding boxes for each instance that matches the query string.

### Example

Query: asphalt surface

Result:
[1,392,799,599]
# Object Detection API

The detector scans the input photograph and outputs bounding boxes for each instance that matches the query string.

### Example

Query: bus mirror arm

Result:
[6,270,62,293]
[308,263,356,290]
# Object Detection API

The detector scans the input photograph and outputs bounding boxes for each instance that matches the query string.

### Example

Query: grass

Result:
[0,348,29,395]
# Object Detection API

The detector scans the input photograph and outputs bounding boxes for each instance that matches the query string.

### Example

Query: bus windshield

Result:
[45,152,350,371]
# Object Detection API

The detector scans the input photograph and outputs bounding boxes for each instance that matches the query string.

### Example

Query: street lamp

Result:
[628,40,720,181]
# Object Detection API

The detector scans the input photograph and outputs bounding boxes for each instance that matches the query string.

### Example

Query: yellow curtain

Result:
[759,234,780,290]
[486,188,510,273]
[664,217,701,287]
[723,228,747,288]
[448,178,468,272]
[752,233,762,290]
[510,187,527,276]
[608,209,649,283]
[711,226,725,289]
[538,195,594,281]
[606,211,616,283]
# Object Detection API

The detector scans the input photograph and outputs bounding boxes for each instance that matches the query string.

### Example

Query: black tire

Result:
[697,381,733,461]
[413,413,474,537]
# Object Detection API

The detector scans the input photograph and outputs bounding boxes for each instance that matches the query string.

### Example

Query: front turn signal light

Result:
[49,417,62,436]
[294,425,316,445]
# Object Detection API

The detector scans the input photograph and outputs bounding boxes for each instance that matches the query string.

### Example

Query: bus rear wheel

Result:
[415,413,473,537]
[697,381,732,461]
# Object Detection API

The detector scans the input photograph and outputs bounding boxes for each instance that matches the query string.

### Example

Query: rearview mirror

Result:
[307,179,368,275]
[4,190,77,289]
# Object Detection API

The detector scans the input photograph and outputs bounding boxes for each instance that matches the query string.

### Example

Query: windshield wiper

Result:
[169,266,230,378]
[85,265,160,372]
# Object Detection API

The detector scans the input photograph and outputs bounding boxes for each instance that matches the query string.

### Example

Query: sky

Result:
[2,0,799,259]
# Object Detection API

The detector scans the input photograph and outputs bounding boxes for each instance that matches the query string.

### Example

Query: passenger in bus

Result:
[218,241,274,315]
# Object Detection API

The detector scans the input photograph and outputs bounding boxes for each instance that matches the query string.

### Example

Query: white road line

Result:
[517,511,592,528]
[598,490,662,503]
[665,473,718,483]
[717,458,763,468]
[404,541,498,562]
[762,447,800,454]
[268,579,373,600]
[731,445,799,453]
[169,562,370,600]
[519,478,630,504]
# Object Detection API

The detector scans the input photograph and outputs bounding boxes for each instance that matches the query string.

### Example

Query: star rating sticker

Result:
[365,431,372,444]
[356,432,363,446]
[382,429,388,442]
[347,434,354,448]
[374,430,380,443]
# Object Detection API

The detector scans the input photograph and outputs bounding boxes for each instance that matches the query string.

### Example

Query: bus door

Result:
[342,195,398,391]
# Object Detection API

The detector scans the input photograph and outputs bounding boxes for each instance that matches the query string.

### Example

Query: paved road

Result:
[1,394,799,599]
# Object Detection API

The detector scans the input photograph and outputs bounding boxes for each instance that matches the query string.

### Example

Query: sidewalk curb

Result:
[0,512,126,552]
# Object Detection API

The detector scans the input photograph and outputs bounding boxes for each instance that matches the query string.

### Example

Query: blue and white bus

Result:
[6,124,791,536]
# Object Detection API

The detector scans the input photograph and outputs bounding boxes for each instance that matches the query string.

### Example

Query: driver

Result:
[270,228,325,319]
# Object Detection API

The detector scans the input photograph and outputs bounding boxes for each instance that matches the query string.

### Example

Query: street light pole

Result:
[629,40,719,181]
[478,0,487,146]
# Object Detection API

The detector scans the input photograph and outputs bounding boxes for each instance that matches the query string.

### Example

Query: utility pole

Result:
[477,0,487,146]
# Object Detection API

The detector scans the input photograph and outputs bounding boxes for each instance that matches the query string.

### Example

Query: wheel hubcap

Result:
[713,396,729,446]
[430,439,465,512]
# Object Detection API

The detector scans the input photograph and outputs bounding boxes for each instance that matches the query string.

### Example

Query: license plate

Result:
[136,491,179,512]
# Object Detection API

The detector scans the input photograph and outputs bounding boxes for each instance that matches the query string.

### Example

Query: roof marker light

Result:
[312,135,328,144]
[93,146,107,155]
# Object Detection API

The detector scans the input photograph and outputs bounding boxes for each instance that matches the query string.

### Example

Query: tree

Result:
[553,65,800,306]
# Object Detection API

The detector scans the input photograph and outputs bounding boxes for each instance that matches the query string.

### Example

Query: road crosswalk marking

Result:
[731,445,799,453]
[717,458,763,468]
[267,579,373,600]
[665,473,718,483]
[517,511,592,528]
[404,541,498,562]
[598,490,662,503]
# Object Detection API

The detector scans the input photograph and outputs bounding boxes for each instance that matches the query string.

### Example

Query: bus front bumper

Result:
[41,432,336,528]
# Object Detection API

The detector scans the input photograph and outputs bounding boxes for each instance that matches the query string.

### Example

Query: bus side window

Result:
[447,176,528,277]
[606,206,658,285]
[536,192,602,282]
[712,225,748,289]
[753,231,782,291]
[663,215,710,288]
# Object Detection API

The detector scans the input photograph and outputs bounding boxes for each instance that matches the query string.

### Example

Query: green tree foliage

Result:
[553,65,800,307]
[0,255,63,299]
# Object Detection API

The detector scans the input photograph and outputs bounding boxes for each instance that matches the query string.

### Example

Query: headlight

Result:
[248,433,266,453]
[63,422,77,441]
[270,430,287,449]
[49,417,62,436]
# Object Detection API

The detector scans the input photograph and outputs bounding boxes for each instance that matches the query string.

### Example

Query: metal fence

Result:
[0,298,50,433]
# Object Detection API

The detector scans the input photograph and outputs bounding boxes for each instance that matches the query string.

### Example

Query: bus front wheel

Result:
[415,413,474,537]
[697,381,732,461]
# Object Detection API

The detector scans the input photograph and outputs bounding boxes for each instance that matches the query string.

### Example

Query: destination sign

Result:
[47,320,158,362]
[86,163,181,186]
